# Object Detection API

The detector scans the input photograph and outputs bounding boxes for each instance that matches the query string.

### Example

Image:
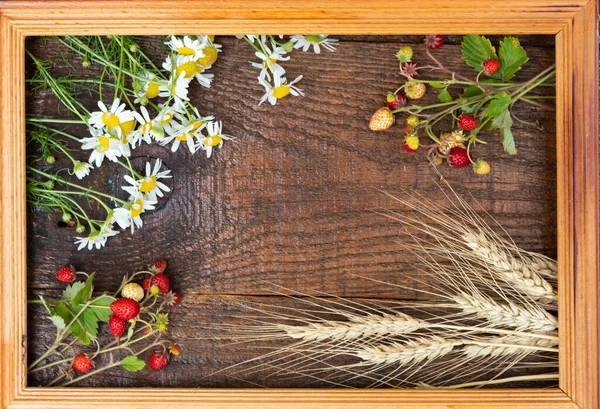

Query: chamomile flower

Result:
[112,194,156,233]
[197,121,233,158]
[251,43,289,80]
[123,159,172,202]
[258,74,304,106]
[88,98,134,134]
[290,35,338,53]
[196,38,222,67]
[74,222,118,251]
[174,107,214,136]
[154,104,180,137]
[71,161,92,180]
[163,55,214,88]
[161,124,198,153]
[158,72,192,104]
[165,35,205,60]
[132,106,158,146]
[80,128,126,167]
[133,72,162,104]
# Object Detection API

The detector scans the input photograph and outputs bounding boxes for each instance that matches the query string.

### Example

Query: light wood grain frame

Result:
[0,1,597,408]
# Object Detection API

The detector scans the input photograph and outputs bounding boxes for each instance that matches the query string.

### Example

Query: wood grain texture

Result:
[0,0,597,408]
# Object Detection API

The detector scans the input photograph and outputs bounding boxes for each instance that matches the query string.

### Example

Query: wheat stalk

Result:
[462,336,559,358]
[354,336,459,366]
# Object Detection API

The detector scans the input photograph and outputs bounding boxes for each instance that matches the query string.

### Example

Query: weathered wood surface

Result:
[26,35,557,387]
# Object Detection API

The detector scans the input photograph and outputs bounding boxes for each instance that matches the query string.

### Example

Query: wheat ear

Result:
[462,336,559,358]
[354,336,459,366]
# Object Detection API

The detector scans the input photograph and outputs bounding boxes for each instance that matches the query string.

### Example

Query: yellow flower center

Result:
[96,135,110,152]
[203,135,222,147]
[196,46,218,67]
[119,120,135,135]
[191,120,204,131]
[272,85,291,99]
[146,82,160,99]
[161,113,173,124]
[177,46,196,56]
[130,199,143,218]
[176,132,192,141]
[175,61,199,78]
[101,112,120,128]
[140,176,157,193]
[262,57,278,69]
[139,122,152,134]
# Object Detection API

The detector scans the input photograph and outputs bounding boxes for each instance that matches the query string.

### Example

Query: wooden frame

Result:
[0,1,597,407]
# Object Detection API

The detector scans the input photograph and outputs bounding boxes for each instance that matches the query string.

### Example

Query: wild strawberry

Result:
[406,115,420,128]
[369,107,395,131]
[56,265,76,283]
[110,298,140,321]
[121,282,145,301]
[482,58,500,75]
[404,81,426,100]
[424,35,444,49]
[448,147,470,168]
[404,124,413,134]
[432,156,444,166]
[149,259,167,274]
[169,344,181,356]
[165,291,181,307]
[401,62,419,78]
[142,277,151,292]
[148,350,169,370]
[386,92,406,110]
[438,130,466,155]
[395,45,413,63]
[151,273,170,293]
[458,114,478,131]
[403,134,419,152]
[108,315,127,337]
[72,353,93,373]
[473,159,491,175]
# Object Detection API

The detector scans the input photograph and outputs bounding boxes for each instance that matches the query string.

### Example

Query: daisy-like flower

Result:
[251,43,289,80]
[161,123,198,153]
[196,37,222,67]
[74,222,118,251]
[159,72,192,104]
[132,106,158,146]
[123,159,172,202]
[154,104,180,138]
[71,161,92,180]
[163,55,214,88]
[80,128,126,167]
[111,194,156,234]
[88,98,134,134]
[258,73,304,106]
[174,107,214,137]
[290,35,338,53]
[133,72,162,104]
[197,121,233,158]
[165,35,205,60]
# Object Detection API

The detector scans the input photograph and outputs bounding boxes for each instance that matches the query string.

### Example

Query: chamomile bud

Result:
[45,155,56,165]
[76,224,86,234]
[82,57,91,68]
[62,212,72,222]
[282,42,294,53]
[43,180,54,189]
[129,43,139,53]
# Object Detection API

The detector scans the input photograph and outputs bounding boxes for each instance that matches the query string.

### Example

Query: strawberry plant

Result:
[369,35,555,175]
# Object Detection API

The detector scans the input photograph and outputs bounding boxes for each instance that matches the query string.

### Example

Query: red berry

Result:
[448,147,470,168]
[424,35,444,49]
[150,260,167,274]
[148,350,169,370]
[386,92,406,110]
[458,114,478,131]
[56,265,75,283]
[142,277,151,292]
[401,62,419,78]
[403,141,417,152]
[108,315,127,337]
[482,58,500,75]
[110,298,140,321]
[151,273,170,293]
[72,353,93,373]
[170,291,181,306]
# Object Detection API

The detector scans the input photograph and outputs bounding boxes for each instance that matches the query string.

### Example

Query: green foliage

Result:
[502,127,517,155]
[429,81,446,89]
[463,85,484,98]
[461,35,497,73]
[484,92,511,117]
[70,273,95,306]
[121,355,146,372]
[498,37,528,81]
[438,88,452,103]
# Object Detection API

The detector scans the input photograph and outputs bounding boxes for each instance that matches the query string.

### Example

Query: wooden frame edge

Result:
[0,1,597,408]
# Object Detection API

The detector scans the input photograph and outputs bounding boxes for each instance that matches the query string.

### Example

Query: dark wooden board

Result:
[26,35,557,387]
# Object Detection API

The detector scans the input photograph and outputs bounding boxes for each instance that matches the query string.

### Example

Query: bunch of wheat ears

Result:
[204,182,558,388]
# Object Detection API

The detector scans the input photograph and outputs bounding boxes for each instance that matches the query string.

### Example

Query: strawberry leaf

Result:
[49,315,66,330]
[121,356,145,372]
[88,295,115,322]
[461,35,497,74]
[498,37,528,81]
[62,281,85,301]
[484,92,511,117]
[502,126,517,155]
[429,81,446,89]
[68,305,98,345]
[463,85,484,98]
[438,88,452,103]
[70,273,95,307]
[491,109,514,130]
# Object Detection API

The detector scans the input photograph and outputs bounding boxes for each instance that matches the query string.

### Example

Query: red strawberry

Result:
[401,62,419,78]
[386,92,406,110]
[148,350,169,370]
[150,260,167,274]
[72,353,93,373]
[142,277,151,292]
[169,291,181,307]
[110,298,140,321]
[482,58,500,75]
[56,265,76,283]
[448,147,470,168]
[108,315,127,337]
[151,273,170,293]
[458,114,478,131]
[424,35,444,49]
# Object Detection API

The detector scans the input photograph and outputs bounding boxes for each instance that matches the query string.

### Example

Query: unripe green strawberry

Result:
[404,81,426,99]
[369,107,395,131]
[121,282,145,302]
[395,45,413,63]
[473,159,491,175]
[406,115,420,128]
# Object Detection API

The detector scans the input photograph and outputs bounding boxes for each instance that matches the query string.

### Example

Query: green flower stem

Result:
[27,117,86,125]
[29,188,100,228]
[113,36,166,80]
[392,100,458,115]
[510,69,556,105]
[28,78,137,96]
